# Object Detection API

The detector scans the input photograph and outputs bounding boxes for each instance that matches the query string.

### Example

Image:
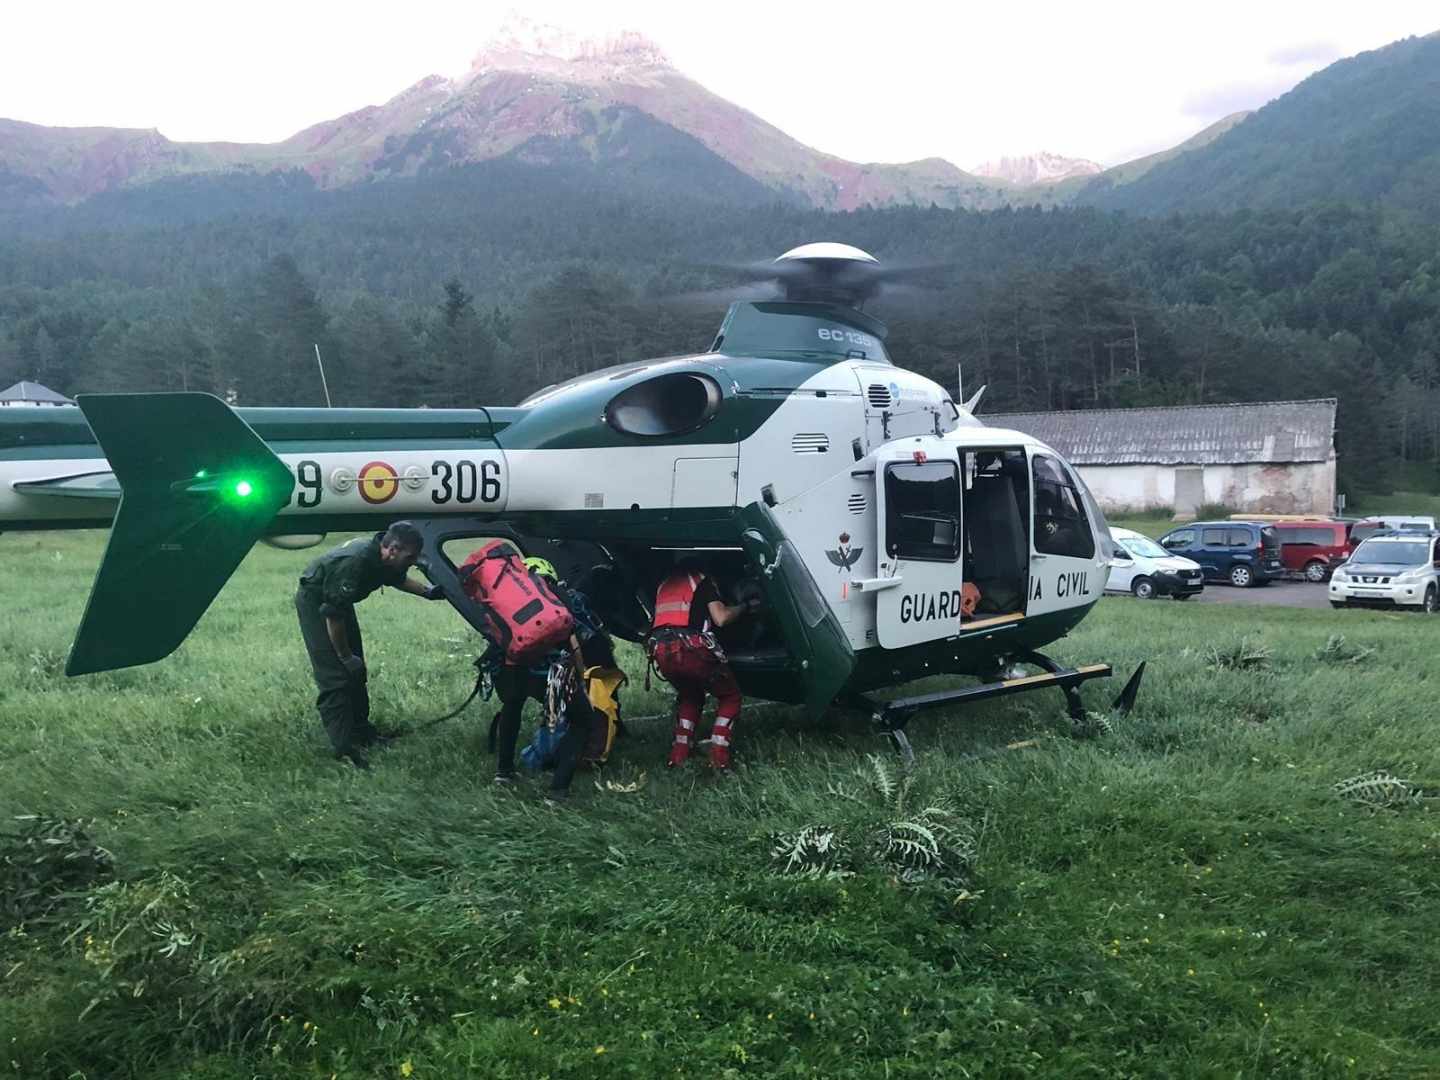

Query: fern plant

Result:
[1313,634,1376,665]
[1068,711,1114,740]
[772,755,979,886]
[768,825,851,879]
[1333,771,1425,808]
[1205,636,1272,671]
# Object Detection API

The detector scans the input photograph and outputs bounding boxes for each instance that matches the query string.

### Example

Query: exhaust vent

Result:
[847,493,868,515]
[867,384,893,409]
[791,433,829,454]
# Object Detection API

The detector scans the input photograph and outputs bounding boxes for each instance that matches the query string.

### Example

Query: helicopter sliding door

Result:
[873,446,964,648]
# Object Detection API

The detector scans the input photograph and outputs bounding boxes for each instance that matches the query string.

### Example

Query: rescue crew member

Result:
[491,557,609,801]
[295,522,443,768]
[649,559,756,770]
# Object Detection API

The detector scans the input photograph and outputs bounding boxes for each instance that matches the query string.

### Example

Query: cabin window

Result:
[885,460,960,562]
[1281,526,1335,546]
[604,373,722,438]
[1031,454,1095,558]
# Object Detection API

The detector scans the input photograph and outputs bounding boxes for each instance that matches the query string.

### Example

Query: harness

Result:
[645,570,726,688]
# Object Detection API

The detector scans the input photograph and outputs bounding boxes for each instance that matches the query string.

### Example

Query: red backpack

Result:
[459,542,575,666]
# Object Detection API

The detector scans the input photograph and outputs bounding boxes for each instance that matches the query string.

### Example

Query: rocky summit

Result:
[972,151,1103,186]
[0,15,1014,210]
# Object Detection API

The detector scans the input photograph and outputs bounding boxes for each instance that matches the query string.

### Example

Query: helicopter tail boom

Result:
[65,392,295,675]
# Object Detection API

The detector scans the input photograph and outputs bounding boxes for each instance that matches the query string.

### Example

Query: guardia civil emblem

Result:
[826,531,863,572]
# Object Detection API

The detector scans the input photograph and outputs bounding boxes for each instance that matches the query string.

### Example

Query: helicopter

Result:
[0,242,1142,758]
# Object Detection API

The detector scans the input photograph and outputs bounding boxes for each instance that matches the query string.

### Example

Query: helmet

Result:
[524,556,558,580]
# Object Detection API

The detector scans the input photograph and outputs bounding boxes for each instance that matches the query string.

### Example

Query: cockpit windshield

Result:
[1069,465,1115,561]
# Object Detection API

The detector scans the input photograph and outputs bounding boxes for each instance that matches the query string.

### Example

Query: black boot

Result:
[334,745,370,770]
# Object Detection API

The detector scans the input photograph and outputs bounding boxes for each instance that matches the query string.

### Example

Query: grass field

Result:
[4,531,1440,1078]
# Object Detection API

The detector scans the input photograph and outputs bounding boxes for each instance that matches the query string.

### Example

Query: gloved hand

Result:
[423,584,445,600]
[341,654,367,681]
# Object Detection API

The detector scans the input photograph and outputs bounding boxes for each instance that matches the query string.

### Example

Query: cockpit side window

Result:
[885,461,961,562]
[1032,454,1096,558]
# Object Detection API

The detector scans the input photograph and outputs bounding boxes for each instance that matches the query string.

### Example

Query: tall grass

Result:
[3,532,1440,1076]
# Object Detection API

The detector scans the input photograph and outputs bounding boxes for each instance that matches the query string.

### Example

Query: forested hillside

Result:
[1080,33,1440,218]
[2,156,1437,497]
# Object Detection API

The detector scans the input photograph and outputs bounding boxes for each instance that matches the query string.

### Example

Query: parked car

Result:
[1157,520,1284,587]
[1273,520,1355,582]
[1349,515,1437,544]
[1329,533,1440,612]
[1106,527,1205,600]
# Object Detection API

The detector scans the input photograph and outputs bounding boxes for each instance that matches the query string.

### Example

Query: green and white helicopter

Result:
[0,243,1141,756]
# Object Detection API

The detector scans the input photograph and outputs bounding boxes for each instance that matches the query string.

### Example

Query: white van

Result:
[1349,516,1438,544]
[1106,526,1205,600]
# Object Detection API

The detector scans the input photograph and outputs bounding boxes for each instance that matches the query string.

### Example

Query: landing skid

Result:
[845,651,1147,766]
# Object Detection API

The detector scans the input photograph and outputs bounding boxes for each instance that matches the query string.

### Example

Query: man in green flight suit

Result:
[294,522,444,767]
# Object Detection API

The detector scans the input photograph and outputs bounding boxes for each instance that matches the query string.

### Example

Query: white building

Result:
[0,381,74,408]
[985,399,1337,517]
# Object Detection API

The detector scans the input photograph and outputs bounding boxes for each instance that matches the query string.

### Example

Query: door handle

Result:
[1031,553,1049,561]
[851,576,903,592]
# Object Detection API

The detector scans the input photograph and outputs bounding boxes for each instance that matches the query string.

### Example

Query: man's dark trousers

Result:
[295,589,375,754]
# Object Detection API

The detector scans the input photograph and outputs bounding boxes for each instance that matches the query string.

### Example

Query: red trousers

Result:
[654,636,741,765]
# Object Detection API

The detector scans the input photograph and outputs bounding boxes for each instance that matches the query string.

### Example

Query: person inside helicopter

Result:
[646,555,759,770]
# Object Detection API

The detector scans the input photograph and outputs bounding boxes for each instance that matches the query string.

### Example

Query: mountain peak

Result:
[465,13,672,84]
[972,151,1103,186]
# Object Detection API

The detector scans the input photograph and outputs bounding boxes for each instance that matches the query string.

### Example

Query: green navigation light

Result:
[234,480,254,498]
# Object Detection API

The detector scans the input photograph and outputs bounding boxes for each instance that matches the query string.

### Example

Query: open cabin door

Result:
[739,502,856,718]
[872,446,964,648]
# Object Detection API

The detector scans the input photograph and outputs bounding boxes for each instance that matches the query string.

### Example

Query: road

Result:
[1107,578,1333,610]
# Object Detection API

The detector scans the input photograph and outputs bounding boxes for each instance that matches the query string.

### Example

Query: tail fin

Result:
[66,393,295,676]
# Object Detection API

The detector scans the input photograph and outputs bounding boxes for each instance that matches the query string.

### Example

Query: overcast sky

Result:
[1,1,1434,168]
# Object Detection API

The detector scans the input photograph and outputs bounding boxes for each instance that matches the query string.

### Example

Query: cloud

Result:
[1266,40,1344,66]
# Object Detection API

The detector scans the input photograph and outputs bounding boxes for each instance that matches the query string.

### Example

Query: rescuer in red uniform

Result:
[648,561,757,770]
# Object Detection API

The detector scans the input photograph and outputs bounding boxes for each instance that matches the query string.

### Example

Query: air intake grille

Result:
[867,384,893,409]
[847,493,868,515]
[791,433,829,454]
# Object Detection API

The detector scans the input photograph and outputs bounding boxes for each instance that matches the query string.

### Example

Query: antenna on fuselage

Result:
[964,385,987,414]
[313,343,333,408]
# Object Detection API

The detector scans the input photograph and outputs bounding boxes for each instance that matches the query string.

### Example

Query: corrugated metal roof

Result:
[0,380,73,404]
[983,399,1336,466]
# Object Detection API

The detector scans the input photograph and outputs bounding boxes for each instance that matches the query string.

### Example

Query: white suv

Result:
[1329,533,1440,612]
